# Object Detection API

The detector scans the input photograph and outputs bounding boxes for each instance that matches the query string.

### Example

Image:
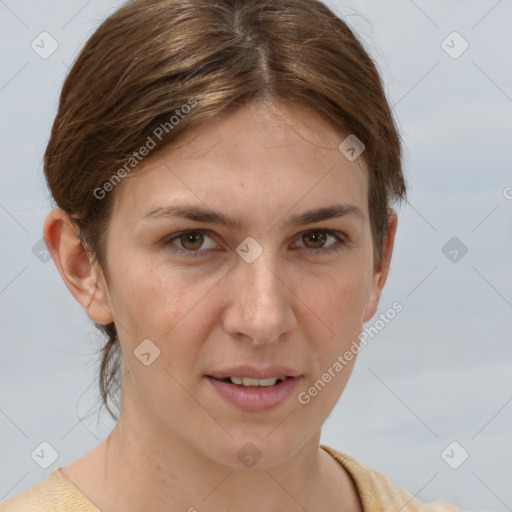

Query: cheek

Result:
[108,262,219,405]
[296,260,372,340]
[293,254,372,398]
[106,253,221,353]
[107,231,373,363]
[109,254,206,330]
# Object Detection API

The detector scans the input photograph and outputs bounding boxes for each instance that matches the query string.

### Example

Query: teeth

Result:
[229,376,286,387]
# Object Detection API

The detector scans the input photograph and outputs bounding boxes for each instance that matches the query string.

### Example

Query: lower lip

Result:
[206,376,301,412]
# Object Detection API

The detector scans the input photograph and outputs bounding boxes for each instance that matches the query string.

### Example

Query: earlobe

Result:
[362,212,398,323]
[43,208,114,325]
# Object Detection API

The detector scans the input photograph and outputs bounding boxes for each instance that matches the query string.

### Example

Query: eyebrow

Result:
[139,203,363,230]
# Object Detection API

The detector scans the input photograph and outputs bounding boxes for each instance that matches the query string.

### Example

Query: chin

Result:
[202,430,309,470]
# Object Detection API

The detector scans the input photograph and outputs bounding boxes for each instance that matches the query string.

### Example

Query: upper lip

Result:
[208,365,302,380]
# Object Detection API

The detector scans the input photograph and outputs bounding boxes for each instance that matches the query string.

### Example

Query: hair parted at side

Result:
[44,0,406,421]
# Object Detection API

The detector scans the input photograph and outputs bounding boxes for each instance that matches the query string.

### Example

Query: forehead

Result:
[111,102,369,228]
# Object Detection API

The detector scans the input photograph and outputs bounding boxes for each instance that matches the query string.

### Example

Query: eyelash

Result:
[164,229,346,258]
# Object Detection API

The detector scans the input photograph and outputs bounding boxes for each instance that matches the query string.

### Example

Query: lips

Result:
[207,364,302,381]
[206,375,302,412]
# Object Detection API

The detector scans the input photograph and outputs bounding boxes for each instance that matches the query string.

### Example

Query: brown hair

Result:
[44,0,406,420]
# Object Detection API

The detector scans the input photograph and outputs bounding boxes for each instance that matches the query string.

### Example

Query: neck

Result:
[61,382,361,512]
[102,417,330,511]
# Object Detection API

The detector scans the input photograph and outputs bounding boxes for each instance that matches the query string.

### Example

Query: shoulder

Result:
[321,445,462,512]
[0,468,99,512]
[0,471,53,512]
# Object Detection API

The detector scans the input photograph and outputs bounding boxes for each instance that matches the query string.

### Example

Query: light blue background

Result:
[1,1,511,510]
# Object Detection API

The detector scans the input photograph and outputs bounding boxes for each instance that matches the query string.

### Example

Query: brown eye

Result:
[302,231,327,249]
[179,231,204,250]
[293,229,344,256]
[165,230,218,257]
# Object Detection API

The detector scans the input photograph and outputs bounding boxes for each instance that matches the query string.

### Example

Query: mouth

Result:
[205,373,302,412]
[211,376,289,387]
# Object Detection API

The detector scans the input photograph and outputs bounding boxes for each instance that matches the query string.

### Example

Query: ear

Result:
[43,208,113,325]
[362,212,398,323]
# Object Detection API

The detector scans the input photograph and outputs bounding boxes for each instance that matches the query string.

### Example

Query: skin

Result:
[44,100,397,512]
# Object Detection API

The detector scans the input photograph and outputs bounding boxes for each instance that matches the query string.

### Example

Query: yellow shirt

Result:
[0,445,460,511]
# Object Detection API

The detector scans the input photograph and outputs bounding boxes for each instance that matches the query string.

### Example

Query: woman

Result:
[1,0,460,510]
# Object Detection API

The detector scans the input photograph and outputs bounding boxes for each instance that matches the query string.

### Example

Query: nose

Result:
[221,250,297,345]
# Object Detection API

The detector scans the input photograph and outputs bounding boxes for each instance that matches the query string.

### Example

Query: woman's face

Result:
[93,101,392,467]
